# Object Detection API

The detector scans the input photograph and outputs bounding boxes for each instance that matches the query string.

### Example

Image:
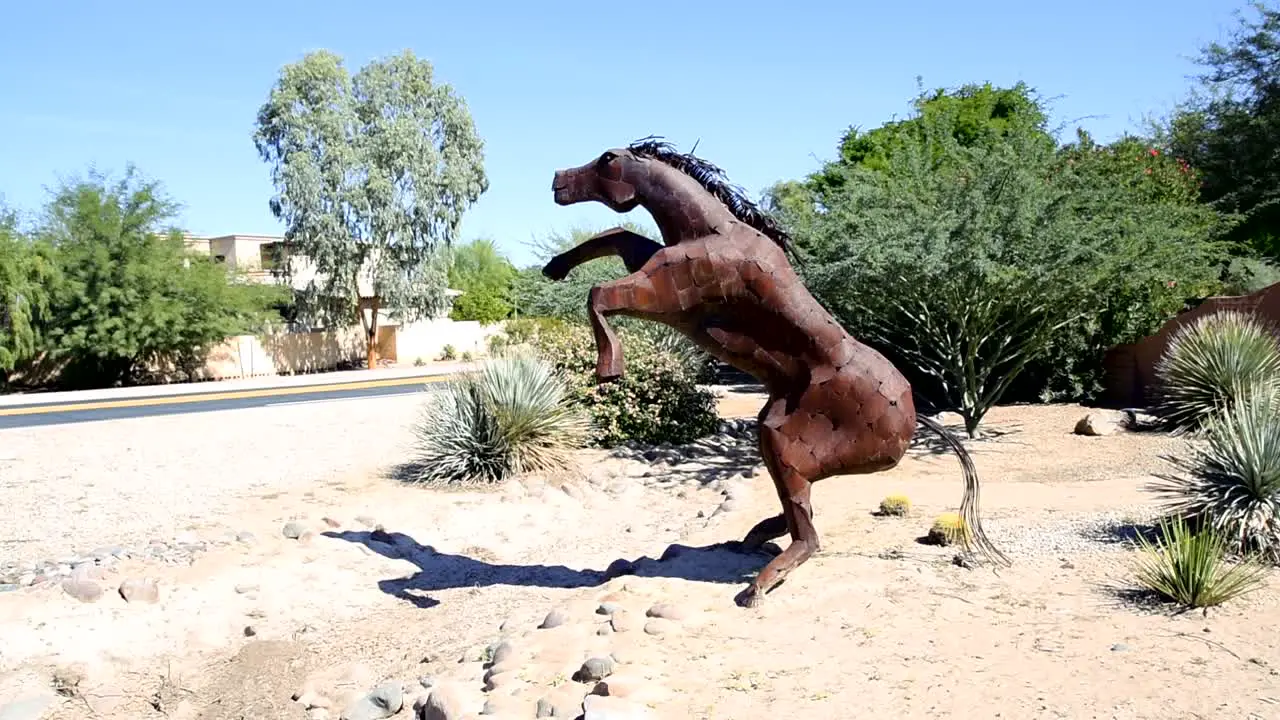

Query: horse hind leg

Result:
[736,422,821,608]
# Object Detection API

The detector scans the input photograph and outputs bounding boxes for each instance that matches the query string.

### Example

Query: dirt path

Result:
[2,398,1278,720]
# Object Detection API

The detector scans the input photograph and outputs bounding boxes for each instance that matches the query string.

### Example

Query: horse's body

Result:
[544,139,1007,607]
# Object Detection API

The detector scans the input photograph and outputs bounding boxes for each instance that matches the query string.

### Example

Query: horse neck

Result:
[634,163,737,244]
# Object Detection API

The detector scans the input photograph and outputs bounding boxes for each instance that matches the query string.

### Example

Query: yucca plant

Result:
[1150,383,1280,561]
[407,352,590,484]
[1133,515,1269,609]
[1150,310,1280,434]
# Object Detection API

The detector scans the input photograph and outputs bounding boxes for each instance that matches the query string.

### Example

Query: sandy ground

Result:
[2,391,1279,720]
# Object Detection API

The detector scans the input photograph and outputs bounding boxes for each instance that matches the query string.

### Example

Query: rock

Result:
[1111,643,1130,652]
[418,684,465,720]
[489,639,517,666]
[61,577,103,603]
[1074,413,1119,437]
[596,623,614,636]
[582,694,650,719]
[573,656,615,683]
[603,559,635,580]
[0,692,56,720]
[643,618,678,636]
[243,626,257,637]
[118,577,160,604]
[610,609,640,633]
[354,515,378,527]
[644,603,687,621]
[282,522,307,539]
[590,674,644,699]
[235,531,258,544]
[596,602,622,616]
[340,682,404,720]
[481,670,516,692]
[235,583,260,594]
[534,686,584,718]
[322,517,342,528]
[539,608,571,629]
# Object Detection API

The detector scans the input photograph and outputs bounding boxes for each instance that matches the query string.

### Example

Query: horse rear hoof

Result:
[734,585,764,609]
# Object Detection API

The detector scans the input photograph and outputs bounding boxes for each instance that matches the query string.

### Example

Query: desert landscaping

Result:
[1,386,1278,720]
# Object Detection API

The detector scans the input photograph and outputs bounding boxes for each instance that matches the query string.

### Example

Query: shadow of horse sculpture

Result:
[325,528,777,610]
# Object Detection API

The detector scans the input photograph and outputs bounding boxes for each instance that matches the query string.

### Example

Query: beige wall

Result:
[183,319,500,381]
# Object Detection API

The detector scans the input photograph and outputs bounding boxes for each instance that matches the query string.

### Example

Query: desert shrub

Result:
[406,353,589,484]
[528,321,719,447]
[1221,257,1280,296]
[1151,385,1280,560]
[926,512,969,546]
[1150,310,1280,434]
[878,495,911,516]
[439,344,457,361]
[1133,516,1269,608]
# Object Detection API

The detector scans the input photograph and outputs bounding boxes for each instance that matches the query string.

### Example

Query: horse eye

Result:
[600,152,617,163]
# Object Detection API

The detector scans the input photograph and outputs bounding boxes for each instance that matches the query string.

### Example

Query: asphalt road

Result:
[0,374,453,429]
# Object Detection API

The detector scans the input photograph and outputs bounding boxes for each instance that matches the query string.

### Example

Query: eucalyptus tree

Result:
[254,49,488,368]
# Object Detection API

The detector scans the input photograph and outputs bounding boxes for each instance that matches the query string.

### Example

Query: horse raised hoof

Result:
[542,256,571,281]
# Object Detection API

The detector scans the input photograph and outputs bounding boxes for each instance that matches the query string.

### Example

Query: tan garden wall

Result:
[1100,281,1280,408]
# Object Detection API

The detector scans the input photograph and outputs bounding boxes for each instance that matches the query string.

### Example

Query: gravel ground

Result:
[0,393,430,567]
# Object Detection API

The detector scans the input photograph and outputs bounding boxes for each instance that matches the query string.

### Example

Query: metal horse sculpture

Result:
[543,138,1009,607]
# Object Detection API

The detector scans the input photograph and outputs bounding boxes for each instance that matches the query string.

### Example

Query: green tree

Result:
[447,237,515,324]
[253,49,488,368]
[1159,1,1280,259]
[0,206,57,379]
[775,87,1223,434]
[37,168,286,389]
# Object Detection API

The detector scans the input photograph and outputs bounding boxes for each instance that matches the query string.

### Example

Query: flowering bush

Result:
[527,320,720,447]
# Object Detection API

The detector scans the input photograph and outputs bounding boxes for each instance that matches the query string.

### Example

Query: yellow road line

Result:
[0,374,454,417]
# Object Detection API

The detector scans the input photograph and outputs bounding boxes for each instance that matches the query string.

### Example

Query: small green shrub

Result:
[438,344,458,361]
[1221,256,1280,296]
[1133,516,1269,608]
[878,495,911,516]
[1150,310,1280,434]
[1151,384,1280,560]
[413,356,426,367]
[461,350,475,362]
[529,321,719,447]
[406,353,589,484]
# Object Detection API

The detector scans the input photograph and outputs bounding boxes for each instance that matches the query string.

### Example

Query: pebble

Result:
[582,694,649,720]
[61,577,103,603]
[643,619,678,636]
[235,583,260,594]
[644,603,687,621]
[340,682,403,720]
[489,640,517,665]
[1111,643,1130,652]
[610,610,640,633]
[596,602,622,616]
[0,530,250,587]
[535,686,584,718]
[419,684,465,720]
[540,608,572,629]
[574,656,615,683]
[118,577,160,604]
[282,522,307,539]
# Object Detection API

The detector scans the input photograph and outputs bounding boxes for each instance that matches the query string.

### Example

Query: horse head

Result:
[551,148,648,212]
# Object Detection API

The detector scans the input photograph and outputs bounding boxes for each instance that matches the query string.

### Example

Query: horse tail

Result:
[916,415,1010,567]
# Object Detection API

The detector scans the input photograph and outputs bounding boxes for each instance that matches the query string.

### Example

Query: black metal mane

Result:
[627,136,794,254]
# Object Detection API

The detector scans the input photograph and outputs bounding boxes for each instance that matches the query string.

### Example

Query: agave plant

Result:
[407,352,590,484]
[1150,310,1280,434]
[1133,515,1269,609]
[1150,383,1280,561]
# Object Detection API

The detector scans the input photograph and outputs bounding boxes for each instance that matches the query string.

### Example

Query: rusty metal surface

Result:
[543,138,1004,606]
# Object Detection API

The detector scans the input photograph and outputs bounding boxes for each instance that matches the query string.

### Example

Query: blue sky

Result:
[0,0,1247,267]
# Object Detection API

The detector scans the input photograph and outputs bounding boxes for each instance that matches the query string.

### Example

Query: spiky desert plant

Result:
[878,494,911,516]
[407,352,590,484]
[1133,515,1269,609]
[1150,310,1280,434]
[1150,383,1280,560]
[927,512,969,546]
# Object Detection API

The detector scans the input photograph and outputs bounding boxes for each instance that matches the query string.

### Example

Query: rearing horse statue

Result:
[543,138,1008,608]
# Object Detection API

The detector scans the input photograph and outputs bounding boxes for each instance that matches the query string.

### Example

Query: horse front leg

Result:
[542,227,664,280]
[585,262,681,383]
